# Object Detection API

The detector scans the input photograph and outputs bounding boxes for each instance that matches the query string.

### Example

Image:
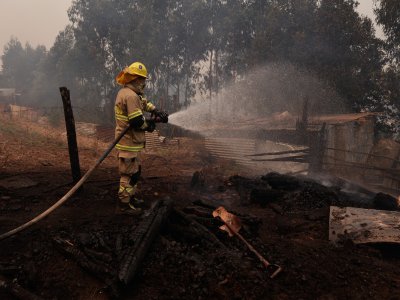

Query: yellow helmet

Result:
[126,61,147,78]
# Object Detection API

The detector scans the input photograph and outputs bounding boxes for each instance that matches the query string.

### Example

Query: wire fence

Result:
[0,103,180,153]
[243,143,400,194]
[2,104,115,141]
[3,102,399,193]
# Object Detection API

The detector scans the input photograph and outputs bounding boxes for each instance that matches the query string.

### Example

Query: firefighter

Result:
[114,61,168,214]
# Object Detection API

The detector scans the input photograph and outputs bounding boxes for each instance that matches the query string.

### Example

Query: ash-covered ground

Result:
[1,131,400,300]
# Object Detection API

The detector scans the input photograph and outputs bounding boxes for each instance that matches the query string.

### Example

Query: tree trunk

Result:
[209,49,213,117]
[215,49,219,114]
[185,74,189,108]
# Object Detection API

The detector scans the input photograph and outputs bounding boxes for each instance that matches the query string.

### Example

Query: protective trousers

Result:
[118,154,142,204]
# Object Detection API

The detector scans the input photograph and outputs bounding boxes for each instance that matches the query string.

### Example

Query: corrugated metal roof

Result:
[309,112,380,125]
[194,112,379,132]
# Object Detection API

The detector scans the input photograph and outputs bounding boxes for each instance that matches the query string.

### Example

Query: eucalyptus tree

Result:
[1,38,47,105]
[1,38,25,89]
[374,0,400,135]
[312,0,384,111]
[375,0,400,63]
[165,0,211,108]
[27,26,79,108]
[246,0,384,112]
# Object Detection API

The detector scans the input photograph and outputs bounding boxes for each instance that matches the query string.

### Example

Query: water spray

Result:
[167,62,346,134]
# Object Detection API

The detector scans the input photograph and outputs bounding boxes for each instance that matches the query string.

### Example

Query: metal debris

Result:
[329,206,400,245]
[213,207,282,278]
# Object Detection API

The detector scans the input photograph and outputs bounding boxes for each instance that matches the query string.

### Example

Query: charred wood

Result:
[247,148,309,157]
[229,175,268,190]
[183,205,214,218]
[192,199,218,210]
[0,263,20,277]
[115,234,123,260]
[250,189,287,206]
[82,247,113,264]
[0,274,43,300]
[118,199,172,285]
[174,209,227,250]
[59,86,82,184]
[268,203,284,215]
[93,232,112,252]
[261,172,301,190]
[190,215,224,228]
[52,237,115,281]
[168,223,212,245]
[373,193,400,211]
[252,155,309,163]
[191,171,205,188]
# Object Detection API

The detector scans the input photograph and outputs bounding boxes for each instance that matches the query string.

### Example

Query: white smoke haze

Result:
[169,62,347,134]
[168,62,348,175]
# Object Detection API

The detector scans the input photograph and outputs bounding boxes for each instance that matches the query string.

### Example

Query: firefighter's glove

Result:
[153,109,169,123]
[144,119,156,132]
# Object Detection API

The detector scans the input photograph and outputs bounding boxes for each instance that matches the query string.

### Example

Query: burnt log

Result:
[252,154,309,163]
[261,172,301,190]
[247,148,309,157]
[192,199,217,210]
[115,234,123,260]
[373,193,400,211]
[0,263,20,277]
[0,274,43,300]
[183,205,214,218]
[173,209,227,249]
[250,189,287,206]
[229,175,269,190]
[52,237,115,280]
[82,247,113,264]
[190,215,224,228]
[118,199,172,285]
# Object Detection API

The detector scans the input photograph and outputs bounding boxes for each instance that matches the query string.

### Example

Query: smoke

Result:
[169,62,347,133]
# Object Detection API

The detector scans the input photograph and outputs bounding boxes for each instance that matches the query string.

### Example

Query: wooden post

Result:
[296,97,309,142]
[59,87,82,183]
[309,122,326,174]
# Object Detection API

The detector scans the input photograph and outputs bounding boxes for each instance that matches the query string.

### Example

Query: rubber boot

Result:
[131,197,146,208]
[115,199,142,216]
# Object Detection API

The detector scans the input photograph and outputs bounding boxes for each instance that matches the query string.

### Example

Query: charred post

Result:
[309,122,326,174]
[296,97,309,136]
[59,87,82,183]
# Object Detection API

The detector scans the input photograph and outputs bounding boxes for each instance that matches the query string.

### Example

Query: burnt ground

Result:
[1,119,400,300]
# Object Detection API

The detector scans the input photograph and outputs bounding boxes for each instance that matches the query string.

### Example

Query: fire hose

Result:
[0,124,134,241]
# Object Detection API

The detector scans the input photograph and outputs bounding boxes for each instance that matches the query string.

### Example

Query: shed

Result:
[310,112,378,176]
[0,88,16,103]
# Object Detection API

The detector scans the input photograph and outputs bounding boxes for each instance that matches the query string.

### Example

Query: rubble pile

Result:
[229,172,376,212]
[1,171,400,299]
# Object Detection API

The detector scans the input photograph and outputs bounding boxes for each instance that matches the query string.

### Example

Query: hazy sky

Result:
[0,0,383,66]
[0,0,72,55]
[357,0,384,37]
